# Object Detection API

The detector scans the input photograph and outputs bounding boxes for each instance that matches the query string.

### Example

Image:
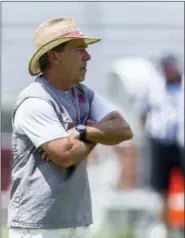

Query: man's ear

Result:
[47,51,59,64]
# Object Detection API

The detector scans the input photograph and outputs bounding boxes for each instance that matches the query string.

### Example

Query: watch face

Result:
[77,125,86,131]
[76,125,86,141]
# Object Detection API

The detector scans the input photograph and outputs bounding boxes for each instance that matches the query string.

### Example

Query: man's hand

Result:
[68,127,80,140]
[40,124,96,165]
[67,120,75,130]
[41,150,51,162]
[40,123,79,162]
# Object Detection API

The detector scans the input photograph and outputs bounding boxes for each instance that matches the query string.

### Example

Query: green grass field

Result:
[2,226,8,238]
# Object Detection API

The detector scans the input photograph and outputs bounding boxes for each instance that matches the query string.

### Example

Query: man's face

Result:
[163,63,180,82]
[53,39,91,84]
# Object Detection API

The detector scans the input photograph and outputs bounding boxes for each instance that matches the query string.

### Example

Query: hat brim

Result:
[28,36,101,76]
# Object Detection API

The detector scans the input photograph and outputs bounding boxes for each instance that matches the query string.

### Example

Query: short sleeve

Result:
[134,89,150,116]
[14,98,68,148]
[89,93,115,121]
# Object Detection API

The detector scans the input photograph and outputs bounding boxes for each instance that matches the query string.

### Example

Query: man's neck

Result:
[43,72,73,91]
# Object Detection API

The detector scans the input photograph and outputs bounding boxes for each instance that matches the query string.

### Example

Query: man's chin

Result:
[78,76,86,82]
[74,74,86,84]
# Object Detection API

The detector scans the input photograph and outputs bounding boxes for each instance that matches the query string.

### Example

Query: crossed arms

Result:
[42,111,133,168]
[15,95,133,169]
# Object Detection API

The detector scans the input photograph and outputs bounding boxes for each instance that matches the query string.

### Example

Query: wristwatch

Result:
[75,125,87,141]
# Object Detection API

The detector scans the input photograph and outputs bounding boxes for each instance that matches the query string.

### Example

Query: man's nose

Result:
[84,49,91,61]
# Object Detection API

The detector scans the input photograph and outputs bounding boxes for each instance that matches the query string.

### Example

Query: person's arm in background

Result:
[140,114,147,128]
[14,98,96,168]
[85,93,133,145]
[134,89,150,129]
[83,93,135,189]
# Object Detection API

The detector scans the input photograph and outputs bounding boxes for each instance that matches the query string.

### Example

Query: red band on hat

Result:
[57,30,84,38]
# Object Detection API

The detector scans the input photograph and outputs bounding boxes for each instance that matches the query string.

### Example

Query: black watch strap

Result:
[75,125,87,141]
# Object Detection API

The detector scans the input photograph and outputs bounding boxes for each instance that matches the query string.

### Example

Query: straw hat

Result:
[28,17,101,76]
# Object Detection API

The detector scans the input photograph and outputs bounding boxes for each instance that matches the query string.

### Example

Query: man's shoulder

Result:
[18,81,44,95]
[16,81,50,103]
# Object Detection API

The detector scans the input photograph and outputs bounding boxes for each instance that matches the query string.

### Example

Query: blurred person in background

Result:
[137,54,184,238]
[113,140,138,190]
[8,17,133,238]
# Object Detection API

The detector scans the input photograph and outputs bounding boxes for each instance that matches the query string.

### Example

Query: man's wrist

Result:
[75,124,87,141]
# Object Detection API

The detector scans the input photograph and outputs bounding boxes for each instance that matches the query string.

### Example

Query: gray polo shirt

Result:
[8,76,114,229]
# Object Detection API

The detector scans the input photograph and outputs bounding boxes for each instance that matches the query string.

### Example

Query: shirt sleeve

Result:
[134,89,150,116]
[89,92,116,121]
[14,98,68,148]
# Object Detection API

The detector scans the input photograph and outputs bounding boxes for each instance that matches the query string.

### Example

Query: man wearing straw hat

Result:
[8,17,133,238]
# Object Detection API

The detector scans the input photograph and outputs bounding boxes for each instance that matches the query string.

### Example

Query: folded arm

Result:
[41,136,95,168]
[14,98,96,169]
[86,93,133,145]
[85,111,133,145]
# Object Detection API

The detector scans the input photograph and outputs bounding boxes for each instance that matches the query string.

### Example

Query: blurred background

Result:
[1,1,184,238]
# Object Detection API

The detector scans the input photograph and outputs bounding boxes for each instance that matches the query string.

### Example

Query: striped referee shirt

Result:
[137,75,184,145]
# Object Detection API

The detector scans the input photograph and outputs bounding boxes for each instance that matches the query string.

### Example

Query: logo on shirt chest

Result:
[77,94,86,104]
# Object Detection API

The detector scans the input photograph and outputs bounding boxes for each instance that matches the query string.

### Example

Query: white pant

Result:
[9,226,91,238]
